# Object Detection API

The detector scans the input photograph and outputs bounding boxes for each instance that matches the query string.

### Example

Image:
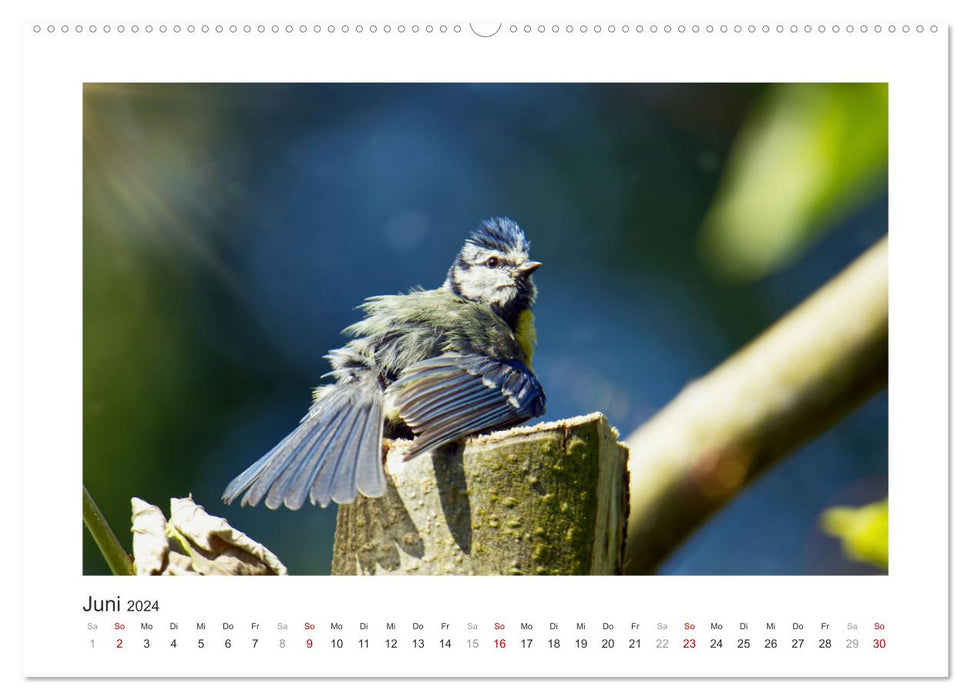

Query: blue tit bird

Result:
[222,217,546,510]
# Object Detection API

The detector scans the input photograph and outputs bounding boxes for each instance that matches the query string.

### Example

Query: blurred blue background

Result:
[83,84,887,575]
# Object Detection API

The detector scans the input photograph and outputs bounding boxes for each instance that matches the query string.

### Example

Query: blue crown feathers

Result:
[468,217,529,254]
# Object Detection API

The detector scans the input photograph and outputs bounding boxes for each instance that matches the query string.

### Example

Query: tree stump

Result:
[331,413,629,575]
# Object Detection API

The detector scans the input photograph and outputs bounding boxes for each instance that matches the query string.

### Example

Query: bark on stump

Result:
[332,413,629,575]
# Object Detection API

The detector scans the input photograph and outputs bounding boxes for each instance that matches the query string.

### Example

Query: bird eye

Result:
[485,257,499,269]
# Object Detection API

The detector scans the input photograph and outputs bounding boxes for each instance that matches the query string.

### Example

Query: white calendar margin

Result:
[21,22,948,678]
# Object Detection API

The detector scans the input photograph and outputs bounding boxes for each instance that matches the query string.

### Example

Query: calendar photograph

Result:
[81,82,889,578]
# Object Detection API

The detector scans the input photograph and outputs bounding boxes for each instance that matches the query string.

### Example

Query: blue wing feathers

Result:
[354,403,385,498]
[409,390,495,425]
[265,402,346,509]
[223,352,545,509]
[221,430,292,506]
[309,402,374,507]
[278,403,355,509]
[414,404,507,444]
[331,406,369,504]
[243,419,322,507]
[390,353,546,460]
[398,379,477,413]
[395,372,473,408]
[405,405,513,458]
[402,383,494,424]
[221,382,385,510]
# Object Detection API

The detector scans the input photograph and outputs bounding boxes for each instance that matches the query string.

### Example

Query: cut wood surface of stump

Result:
[332,413,629,575]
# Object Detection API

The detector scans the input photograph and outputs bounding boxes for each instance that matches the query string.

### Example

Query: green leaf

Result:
[820,498,888,571]
[700,84,888,280]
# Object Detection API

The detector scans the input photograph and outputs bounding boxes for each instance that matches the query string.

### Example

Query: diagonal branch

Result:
[624,237,888,574]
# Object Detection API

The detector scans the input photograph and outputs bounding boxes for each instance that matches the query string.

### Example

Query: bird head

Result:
[445,218,541,322]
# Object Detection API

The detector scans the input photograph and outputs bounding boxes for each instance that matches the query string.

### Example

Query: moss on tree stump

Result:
[331,413,629,575]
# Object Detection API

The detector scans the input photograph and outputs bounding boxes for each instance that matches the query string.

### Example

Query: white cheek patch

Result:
[455,266,518,306]
[455,240,530,307]
[462,267,497,295]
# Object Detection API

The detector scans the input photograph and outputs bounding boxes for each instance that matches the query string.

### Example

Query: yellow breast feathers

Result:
[514,309,537,369]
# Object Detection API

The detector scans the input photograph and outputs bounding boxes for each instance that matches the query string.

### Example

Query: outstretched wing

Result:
[222,380,385,510]
[389,353,546,460]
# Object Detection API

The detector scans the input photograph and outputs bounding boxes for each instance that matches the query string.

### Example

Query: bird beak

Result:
[518,261,542,277]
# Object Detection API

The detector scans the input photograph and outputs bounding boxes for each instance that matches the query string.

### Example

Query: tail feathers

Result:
[222,382,385,510]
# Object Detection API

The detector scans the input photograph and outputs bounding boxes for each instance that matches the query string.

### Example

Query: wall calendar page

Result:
[16,0,960,695]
